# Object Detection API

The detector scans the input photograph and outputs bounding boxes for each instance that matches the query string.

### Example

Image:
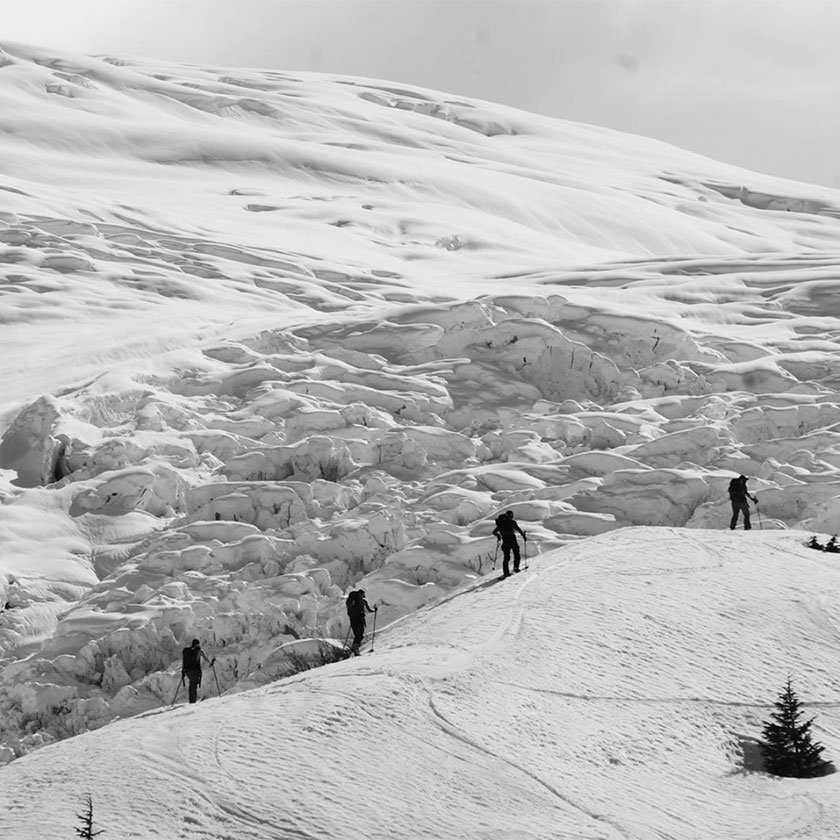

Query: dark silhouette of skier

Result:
[728,475,757,530]
[181,639,214,703]
[346,589,376,654]
[493,510,527,577]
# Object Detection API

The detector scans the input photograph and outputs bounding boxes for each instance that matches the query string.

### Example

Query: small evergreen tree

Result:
[807,535,824,551]
[825,536,840,554]
[760,677,830,778]
[74,794,104,838]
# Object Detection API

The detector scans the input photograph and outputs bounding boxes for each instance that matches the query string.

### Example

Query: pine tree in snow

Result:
[760,677,831,778]
[74,794,105,838]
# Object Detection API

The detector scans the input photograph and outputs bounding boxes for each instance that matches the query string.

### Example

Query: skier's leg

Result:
[511,540,521,572]
[730,501,739,530]
[188,674,198,703]
[742,502,752,530]
[502,543,511,577]
[351,616,364,650]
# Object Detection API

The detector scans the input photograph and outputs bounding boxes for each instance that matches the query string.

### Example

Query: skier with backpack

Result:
[728,475,758,530]
[346,589,376,654]
[181,638,214,703]
[492,510,527,577]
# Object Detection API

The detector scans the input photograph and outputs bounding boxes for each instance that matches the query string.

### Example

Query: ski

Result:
[500,565,529,579]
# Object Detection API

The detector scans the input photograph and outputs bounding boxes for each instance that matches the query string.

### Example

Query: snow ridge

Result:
[5,528,840,838]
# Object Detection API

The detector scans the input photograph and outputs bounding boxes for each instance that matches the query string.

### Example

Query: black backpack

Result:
[728,478,741,499]
[182,646,200,670]
[495,515,513,537]
[346,591,363,617]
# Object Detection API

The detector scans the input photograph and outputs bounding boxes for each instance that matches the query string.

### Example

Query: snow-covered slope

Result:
[2,39,840,806]
[4,528,840,839]
[1,39,839,410]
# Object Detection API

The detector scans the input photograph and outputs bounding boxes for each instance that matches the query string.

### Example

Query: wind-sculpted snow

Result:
[4,529,840,839]
[3,41,840,765]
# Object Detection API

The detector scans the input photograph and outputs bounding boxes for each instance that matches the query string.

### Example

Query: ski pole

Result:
[492,539,499,569]
[342,626,352,654]
[171,674,184,706]
[523,533,527,561]
[211,661,222,697]
[756,505,763,530]
[370,607,378,652]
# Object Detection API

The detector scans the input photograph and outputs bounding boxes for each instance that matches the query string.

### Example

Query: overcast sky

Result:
[5,0,840,188]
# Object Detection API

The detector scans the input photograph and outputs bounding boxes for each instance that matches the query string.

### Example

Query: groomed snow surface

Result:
[2,40,840,838]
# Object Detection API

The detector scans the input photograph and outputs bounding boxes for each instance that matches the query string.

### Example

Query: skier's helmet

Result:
[191,639,200,647]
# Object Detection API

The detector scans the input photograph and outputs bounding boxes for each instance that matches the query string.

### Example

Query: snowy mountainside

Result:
[3,528,840,839]
[2,40,840,768]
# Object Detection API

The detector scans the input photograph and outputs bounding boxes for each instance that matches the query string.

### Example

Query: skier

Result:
[728,475,757,531]
[181,638,214,703]
[346,589,376,654]
[493,510,527,577]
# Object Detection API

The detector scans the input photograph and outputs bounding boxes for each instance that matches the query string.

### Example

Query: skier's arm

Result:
[492,527,500,539]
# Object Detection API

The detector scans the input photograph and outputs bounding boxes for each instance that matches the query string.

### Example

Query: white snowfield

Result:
[4,528,840,839]
[2,38,840,835]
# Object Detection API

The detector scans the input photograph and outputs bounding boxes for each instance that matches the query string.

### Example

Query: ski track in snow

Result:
[3,42,840,839]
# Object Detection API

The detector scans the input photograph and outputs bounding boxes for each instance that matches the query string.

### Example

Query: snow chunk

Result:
[177,520,262,543]
[0,396,63,486]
